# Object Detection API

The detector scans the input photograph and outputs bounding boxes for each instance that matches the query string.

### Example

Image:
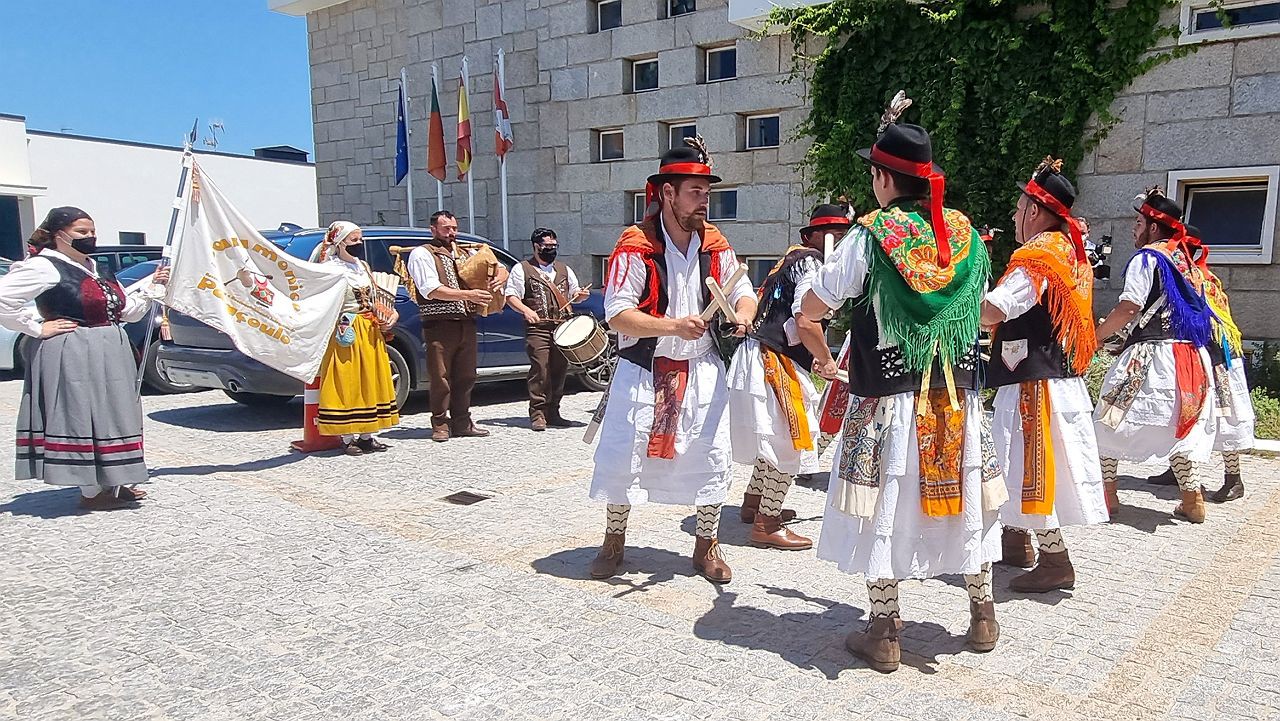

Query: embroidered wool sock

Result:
[1035,528,1067,553]
[866,579,901,619]
[605,504,631,535]
[695,504,722,538]
[1224,451,1241,475]
[1171,454,1197,492]
[745,459,768,496]
[1101,457,1119,484]
[964,563,994,604]
[754,460,795,517]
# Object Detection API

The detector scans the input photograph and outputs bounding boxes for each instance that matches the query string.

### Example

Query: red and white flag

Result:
[494,49,514,159]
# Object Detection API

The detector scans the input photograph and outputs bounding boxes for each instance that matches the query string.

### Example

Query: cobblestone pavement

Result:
[1,377,1278,721]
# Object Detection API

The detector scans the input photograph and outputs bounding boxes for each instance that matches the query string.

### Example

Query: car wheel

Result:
[222,390,295,406]
[386,344,411,411]
[142,340,196,394]
[577,335,617,393]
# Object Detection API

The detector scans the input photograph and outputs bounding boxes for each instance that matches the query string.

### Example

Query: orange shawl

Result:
[995,231,1096,375]
[605,219,732,317]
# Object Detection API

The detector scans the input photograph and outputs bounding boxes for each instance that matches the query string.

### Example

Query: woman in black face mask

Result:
[0,206,170,510]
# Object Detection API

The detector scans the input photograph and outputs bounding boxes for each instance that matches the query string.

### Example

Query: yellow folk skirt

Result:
[316,313,400,435]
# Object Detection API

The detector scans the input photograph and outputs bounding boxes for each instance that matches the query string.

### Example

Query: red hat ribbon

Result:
[869,146,950,267]
[808,216,851,227]
[643,162,715,220]
[1024,180,1087,264]
[1138,202,1190,257]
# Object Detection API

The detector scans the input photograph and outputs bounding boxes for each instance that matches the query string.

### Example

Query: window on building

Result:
[630,59,659,93]
[746,114,780,149]
[708,189,738,221]
[746,257,780,286]
[118,231,146,245]
[668,0,696,16]
[705,46,737,83]
[1181,0,1280,42]
[1169,166,1280,264]
[667,122,697,151]
[594,255,610,287]
[596,0,622,31]
[597,129,625,162]
[631,192,647,224]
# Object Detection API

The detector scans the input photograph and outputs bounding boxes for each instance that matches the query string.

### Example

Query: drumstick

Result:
[555,284,593,314]
[824,232,835,258]
[700,264,748,321]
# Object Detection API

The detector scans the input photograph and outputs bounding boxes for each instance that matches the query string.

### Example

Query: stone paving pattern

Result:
[1,380,1278,720]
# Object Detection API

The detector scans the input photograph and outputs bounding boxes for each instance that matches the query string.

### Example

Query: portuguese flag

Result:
[427,65,447,182]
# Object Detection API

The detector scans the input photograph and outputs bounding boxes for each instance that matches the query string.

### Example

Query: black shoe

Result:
[357,437,389,453]
[1146,468,1177,486]
[545,414,574,428]
[344,442,364,456]
[1208,473,1245,503]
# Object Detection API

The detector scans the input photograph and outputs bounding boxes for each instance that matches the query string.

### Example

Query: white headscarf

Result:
[321,220,361,262]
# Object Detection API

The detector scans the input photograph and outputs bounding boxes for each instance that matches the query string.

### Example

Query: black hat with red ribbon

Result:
[1134,186,1189,247]
[643,136,720,220]
[855,91,952,266]
[801,203,853,236]
[1018,156,1087,263]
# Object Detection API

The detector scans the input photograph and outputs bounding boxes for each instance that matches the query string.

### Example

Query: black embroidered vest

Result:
[521,259,570,325]
[417,245,470,320]
[845,300,981,398]
[984,304,1074,388]
[35,256,126,327]
[748,246,823,369]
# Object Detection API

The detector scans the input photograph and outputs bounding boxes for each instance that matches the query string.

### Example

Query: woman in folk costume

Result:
[728,204,852,551]
[1144,223,1254,502]
[800,93,1004,673]
[315,221,400,455]
[0,207,169,510]
[980,158,1108,593]
[587,138,756,584]
[1094,188,1217,523]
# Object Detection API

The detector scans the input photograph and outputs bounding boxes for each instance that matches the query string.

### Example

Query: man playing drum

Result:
[504,227,590,431]
[587,138,756,584]
[407,210,508,442]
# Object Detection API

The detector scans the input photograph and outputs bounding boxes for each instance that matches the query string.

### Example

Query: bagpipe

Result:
[389,242,506,316]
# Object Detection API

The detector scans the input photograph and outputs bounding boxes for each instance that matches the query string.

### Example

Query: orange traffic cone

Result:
[290,376,342,453]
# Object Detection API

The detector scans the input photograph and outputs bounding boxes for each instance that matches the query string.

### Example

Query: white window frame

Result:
[667,121,697,151]
[630,191,647,224]
[708,189,738,222]
[595,255,611,286]
[745,113,781,150]
[1179,0,1280,44]
[631,58,659,93]
[596,0,622,31]
[597,129,625,162]
[1168,165,1280,264]
[667,0,696,17]
[705,46,737,83]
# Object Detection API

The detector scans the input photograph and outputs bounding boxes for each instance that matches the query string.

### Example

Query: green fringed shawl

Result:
[858,206,990,374]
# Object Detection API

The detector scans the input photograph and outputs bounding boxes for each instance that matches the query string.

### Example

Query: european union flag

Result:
[395,84,409,185]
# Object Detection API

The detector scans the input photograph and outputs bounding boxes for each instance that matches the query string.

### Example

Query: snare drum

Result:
[553,315,609,366]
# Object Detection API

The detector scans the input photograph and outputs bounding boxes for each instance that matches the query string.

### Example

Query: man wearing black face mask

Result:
[504,228,590,430]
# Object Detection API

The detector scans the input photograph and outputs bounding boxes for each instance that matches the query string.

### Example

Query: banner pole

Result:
[401,67,416,228]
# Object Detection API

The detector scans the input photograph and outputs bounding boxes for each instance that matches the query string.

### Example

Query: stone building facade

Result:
[280,0,815,286]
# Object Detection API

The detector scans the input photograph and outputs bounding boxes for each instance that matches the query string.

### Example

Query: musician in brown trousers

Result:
[407,210,508,442]
[504,228,591,431]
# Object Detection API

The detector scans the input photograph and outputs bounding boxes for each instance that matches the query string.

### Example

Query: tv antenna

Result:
[204,121,225,150]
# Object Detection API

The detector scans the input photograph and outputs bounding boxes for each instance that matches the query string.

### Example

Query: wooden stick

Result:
[700,263,747,321]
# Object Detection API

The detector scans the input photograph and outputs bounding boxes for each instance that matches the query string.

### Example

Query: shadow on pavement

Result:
[149,451,310,477]
[678,510,822,548]
[0,486,135,519]
[148,402,301,431]
[531,545,696,598]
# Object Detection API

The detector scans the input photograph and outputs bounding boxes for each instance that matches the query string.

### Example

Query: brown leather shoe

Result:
[1173,488,1206,523]
[846,616,902,673]
[739,492,796,524]
[1208,473,1244,503]
[431,425,450,443]
[749,513,813,550]
[589,533,625,579]
[692,536,732,583]
[531,416,547,432]
[79,493,133,511]
[1147,468,1177,486]
[1104,480,1120,517]
[453,423,491,438]
[998,528,1035,568]
[1009,549,1075,593]
[344,442,364,456]
[116,485,148,501]
[967,600,1000,653]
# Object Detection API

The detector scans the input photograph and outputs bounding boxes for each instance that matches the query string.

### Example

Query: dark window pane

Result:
[670,0,696,15]
[118,231,146,245]
[633,61,658,91]
[747,116,780,148]
[669,124,697,149]
[1195,2,1280,30]
[747,258,778,285]
[633,193,646,223]
[1185,183,1268,246]
[598,0,621,31]
[709,190,737,220]
[707,49,736,82]
[600,132,624,160]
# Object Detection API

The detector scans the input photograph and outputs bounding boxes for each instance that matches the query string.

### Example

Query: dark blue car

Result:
[155,227,615,408]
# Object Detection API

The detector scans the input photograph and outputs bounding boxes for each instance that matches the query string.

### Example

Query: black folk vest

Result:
[985,303,1074,388]
[520,259,570,325]
[417,245,471,320]
[748,246,823,369]
[845,299,981,398]
[35,256,126,327]
[1122,269,1176,351]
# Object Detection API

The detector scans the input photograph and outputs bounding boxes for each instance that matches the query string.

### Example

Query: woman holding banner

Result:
[315,221,400,455]
[0,207,169,510]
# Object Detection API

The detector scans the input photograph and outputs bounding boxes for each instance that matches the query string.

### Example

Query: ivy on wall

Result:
[773,0,1192,265]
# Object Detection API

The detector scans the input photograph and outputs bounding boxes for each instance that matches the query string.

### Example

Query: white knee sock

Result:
[605,504,630,535]
[1224,451,1241,475]
[695,504,721,538]
[754,460,794,518]
[1101,457,1118,484]
[1171,454,1197,491]
[1035,528,1066,553]
[867,579,901,619]
[964,563,994,603]
[745,459,768,496]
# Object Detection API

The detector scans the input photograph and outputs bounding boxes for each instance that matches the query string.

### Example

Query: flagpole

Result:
[462,58,475,233]
[497,49,511,251]
[401,67,416,227]
[432,64,444,212]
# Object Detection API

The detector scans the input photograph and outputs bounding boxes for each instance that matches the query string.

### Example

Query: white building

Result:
[0,113,319,261]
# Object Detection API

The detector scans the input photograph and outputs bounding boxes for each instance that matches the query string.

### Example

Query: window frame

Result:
[708,188,739,222]
[596,0,622,31]
[667,0,696,17]
[704,46,738,83]
[597,128,625,162]
[745,113,781,150]
[1179,0,1280,44]
[630,58,659,93]
[630,191,647,224]
[666,121,698,151]
[1168,165,1280,264]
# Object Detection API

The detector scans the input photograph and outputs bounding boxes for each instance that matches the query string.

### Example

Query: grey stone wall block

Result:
[657,47,698,86]
[568,32,613,64]
[737,183,791,220]
[608,159,652,189]
[548,1,590,38]
[514,30,539,51]
[434,28,465,59]
[720,75,800,114]
[539,102,569,146]
[568,129,593,164]
[1072,172,1168,217]
[551,67,590,100]
[556,163,612,192]
[567,96,636,129]
[476,4,504,39]
[1145,115,1280,169]
[504,50,539,88]
[538,37,569,69]
[537,190,571,213]
[407,2,444,34]
[611,22,675,59]
[1234,36,1280,77]
[589,60,625,98]
[673,7,745,47]
[444,0,477,26]
[1233,73,1280,115]
[737,36,781,77]
[502,0,529,33]
[621,0,659,25]
[1125,44,1233,94]
[634,86,709,122]
[1146,87,1230,123]
[580,191,627,227]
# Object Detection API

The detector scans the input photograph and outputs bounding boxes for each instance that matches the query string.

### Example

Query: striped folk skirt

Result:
[16,324,148,488]
[316,314,400,435]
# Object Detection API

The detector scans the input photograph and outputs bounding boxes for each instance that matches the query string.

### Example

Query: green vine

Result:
[773,0,1193,267]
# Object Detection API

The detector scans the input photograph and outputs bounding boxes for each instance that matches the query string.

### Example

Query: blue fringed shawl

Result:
[1131,248,1215,348]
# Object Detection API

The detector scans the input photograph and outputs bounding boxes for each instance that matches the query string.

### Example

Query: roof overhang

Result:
[268,0,347,16]
[0,182,47,198]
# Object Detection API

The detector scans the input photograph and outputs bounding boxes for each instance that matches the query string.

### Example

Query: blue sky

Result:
[1,1,314,156]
